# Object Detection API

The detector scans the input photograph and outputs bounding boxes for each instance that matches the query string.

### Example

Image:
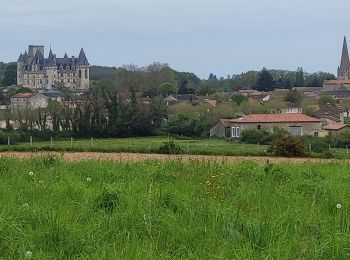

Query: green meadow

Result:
[1,156,350,259]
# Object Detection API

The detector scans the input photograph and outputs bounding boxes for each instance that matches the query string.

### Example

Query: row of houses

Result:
[210,105,349,139]
[10,90,65,110]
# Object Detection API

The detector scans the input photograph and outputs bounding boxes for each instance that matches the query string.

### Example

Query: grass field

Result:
[3,136,350,159]
[3,136,270,156]
[1,156,350,259]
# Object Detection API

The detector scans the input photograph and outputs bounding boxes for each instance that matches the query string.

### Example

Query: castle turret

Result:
[76,48,90,89]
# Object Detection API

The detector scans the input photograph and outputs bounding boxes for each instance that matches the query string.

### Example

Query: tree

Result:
[285,89,302,105]
[197,85,216,96]
[255,68,274,91]
[318,95,336,106]
[232,94,248,106]
[295,67,305,87]
[158,82,177,96]
[1,63,17,86]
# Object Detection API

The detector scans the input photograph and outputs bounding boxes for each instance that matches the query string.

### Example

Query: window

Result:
[314,132,319,137]
[236,127,240,137]
[85,69,88,79]
[79,70,82,78]
[232,127,236,138]
[231,126,241,138]
[289,126,302,136]
[257,125,261,130]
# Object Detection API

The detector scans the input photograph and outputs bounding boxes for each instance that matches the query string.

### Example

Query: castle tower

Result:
[337,37,350,79]
[76,48,90,89]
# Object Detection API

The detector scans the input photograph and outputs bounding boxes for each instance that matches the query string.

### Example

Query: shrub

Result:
[268,136,306,157]
[0,131,21,145]
[241,129,272,145]
[158,141,183,154]
[95,188,120,213]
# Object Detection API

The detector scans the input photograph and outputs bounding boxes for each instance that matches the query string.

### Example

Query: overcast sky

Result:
[1,0,350,78]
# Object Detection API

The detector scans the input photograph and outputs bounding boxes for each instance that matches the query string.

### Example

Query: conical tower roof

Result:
[340,36,350,69]
[46,49,56,67]
[77,48,89,65]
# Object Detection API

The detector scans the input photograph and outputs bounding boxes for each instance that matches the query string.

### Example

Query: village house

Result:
[313,104,345,124]
[322,124,350,136]
[41,90,65,102]
[11,92,48,110]
[210,113,322,139]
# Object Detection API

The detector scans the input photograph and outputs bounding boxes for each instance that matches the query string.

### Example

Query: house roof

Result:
[163,95,177,102]
[176,94,200,101]
[231,113,321,124]
[11,93,35,99]
[323,124,349,130]
[324,79,350,85]
[219,119,233,127]
[42,90,65,98]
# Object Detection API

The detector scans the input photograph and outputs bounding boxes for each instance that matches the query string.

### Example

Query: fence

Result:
[1,136,350,157]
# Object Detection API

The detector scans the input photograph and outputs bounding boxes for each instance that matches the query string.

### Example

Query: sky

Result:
[1,0,350,79]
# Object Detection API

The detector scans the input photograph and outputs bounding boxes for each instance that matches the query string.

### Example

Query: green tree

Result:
[285,89,302,105]
[295,67,305,87]
[318,95,336,106]
[255,68,274,91]
[158,82,177,96]
[232,94,248,106]
[1,63,17,86]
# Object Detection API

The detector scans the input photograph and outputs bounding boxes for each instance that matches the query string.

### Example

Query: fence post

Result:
[206,142,208,151]
[309,143,312,153]
[71,137,73,148]
[7,136,10,146]
[50,137,53,148]
[257,142,260,152]
[30,136,32,147]
[186,141,189,153]
[91,137,94,147]
[346,145,349,155]
[329,144,331,151]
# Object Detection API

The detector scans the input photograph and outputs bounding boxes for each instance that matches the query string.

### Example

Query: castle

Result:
[17,45,89,90]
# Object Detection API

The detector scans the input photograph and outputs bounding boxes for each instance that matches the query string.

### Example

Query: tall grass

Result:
[0,157,350,258]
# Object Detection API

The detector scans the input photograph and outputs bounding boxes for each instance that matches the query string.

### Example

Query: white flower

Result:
[28,172,34,176]
[25,251,32,257]
[86,177,91,182]
[336,203,342,209]
[39,180,44,184]
[22,203,29,208]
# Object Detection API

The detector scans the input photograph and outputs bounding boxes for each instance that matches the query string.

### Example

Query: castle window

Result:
[79,70,82,78]
[85,69,88,79]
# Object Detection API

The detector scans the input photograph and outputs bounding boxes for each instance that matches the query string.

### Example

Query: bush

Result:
[268,136,306,157]
[0,131,21,145]
[241,129,272,145]
[158,141,183,154]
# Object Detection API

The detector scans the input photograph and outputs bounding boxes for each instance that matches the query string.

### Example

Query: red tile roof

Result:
[231,114,321,123]
[323,124,349,130]
[219,119,233,127]
[12,93,35,99]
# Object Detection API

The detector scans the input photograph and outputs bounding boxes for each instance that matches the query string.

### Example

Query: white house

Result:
[11,93,48,110]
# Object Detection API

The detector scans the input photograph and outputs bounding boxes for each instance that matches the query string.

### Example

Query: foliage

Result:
[295,67,305,86]
[240,129,272,145]
[158,82,177,96]
[1,63,16,86]
[232,94,248,106]
[158,140,183,154]
[90,65,117,81]
[285,89,302,105]
[255,68,274,91]
[197,85,216,96]
[166,114,206,137]
[269,136,306,157]
[318,95,336,106]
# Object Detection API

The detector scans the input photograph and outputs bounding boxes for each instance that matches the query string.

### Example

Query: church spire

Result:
[338,36,350,79]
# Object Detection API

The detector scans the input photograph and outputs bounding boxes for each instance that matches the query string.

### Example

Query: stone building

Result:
[210,114,323,139]
[17,45,89,90]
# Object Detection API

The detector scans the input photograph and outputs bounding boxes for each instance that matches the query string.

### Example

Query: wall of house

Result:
[231,122,322,137]
[210,122,227,138]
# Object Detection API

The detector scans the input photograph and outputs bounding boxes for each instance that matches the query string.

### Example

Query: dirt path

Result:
[0,151,346,164]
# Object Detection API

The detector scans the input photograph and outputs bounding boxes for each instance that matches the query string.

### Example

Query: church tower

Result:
[337,36,350,79]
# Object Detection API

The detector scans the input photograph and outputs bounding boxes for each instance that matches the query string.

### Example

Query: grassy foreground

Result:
[1,156,350,259]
